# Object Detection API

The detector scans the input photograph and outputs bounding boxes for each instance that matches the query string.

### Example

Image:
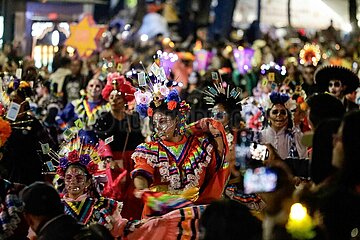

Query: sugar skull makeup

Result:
[152,111,177,140]
[64,165,89,197]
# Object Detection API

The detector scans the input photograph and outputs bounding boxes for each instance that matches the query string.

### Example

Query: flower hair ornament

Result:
[133,60,189,136]
[40,134,102,177]
[265,91,297,112]
[101,72,136,105]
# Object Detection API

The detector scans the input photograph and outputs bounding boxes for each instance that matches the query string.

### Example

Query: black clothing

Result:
[0,116,56,185]
[94,111,144,152]
[37,214,83,240]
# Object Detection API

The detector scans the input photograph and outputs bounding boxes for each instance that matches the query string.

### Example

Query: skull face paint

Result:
[152,111,178,141]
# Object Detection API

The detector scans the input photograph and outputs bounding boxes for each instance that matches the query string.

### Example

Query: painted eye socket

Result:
[271,110,287,116]
[65,174,86,183]
[212,111,227,120]
[329,82,341,87]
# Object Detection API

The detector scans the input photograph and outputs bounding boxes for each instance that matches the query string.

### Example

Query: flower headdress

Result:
[101,72,136,104]
[42,135,101,177]
[264,91,297,112]
[133,61,190,135]
[299,43,321,66]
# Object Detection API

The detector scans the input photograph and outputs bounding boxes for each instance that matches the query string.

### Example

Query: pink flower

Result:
[159,86,170,96]
[134,90,152,105]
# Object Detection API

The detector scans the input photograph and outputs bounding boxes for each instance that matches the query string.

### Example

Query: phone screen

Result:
[243,167,278,194]
[250,143,269,161]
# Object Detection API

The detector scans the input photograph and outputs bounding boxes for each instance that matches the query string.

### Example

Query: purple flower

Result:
[166,89,180,102]
[79,154,91,166]
[136,103,149,118]
[59,157,69,169]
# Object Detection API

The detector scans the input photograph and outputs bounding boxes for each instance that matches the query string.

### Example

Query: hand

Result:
[209,123,221,138]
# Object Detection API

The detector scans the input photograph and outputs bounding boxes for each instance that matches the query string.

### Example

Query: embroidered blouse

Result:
[131,122,229,205]
[62,194,126,237]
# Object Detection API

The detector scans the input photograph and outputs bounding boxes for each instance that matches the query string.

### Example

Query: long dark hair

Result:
[340,110,360,187]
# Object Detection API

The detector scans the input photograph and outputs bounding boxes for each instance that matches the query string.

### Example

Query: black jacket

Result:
[37,215,83,240]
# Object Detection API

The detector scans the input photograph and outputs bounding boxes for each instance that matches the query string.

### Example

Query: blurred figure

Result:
[62,59,86,106]
[49,57,71,94]
[21,182,83,240]
[199,199,262,240]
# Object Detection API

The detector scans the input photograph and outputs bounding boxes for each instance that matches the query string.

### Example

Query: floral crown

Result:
[299,43,321,66]
[133,61,190,135]
[42,136,101,177]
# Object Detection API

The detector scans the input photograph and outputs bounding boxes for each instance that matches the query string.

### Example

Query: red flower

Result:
[167,101,177,110]
[56,167,65,176]
[87,161,98,175]
[67,150,79,163]
[147,107,153,117]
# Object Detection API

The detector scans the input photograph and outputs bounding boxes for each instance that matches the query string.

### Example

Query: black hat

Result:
[20,182,63,217]
[314,65,359,94]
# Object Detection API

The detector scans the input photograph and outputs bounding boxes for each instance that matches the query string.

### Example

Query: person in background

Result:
[49,57,71,95]
[260,92,307,160]
[62,59,86,106]
[20,182,83,240]
[314,65,359,111]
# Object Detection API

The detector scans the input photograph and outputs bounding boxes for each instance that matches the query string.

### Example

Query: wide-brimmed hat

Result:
[314,65,359,94]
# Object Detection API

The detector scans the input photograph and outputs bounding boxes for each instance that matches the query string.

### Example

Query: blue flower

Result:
[166,89,181,102]
[136,103,149,118]
[59,157,69,169]
[270,92,289,105]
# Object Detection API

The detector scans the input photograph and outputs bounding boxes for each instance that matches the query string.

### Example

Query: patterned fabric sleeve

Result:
[131,143,158,183]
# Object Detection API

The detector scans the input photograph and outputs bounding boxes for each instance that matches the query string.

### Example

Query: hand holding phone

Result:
[250,143,269,161]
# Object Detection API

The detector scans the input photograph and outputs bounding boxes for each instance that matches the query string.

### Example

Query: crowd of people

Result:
[0,1,359,240]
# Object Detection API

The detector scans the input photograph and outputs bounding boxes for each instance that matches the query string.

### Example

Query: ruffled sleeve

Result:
[187,118,229,155]
[130,142,158,183]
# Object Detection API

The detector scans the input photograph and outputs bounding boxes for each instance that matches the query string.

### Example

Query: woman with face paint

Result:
[204,82,266,211]
[55,141,127,238]
[314,65,359,112]
[131,84,229,217]
[260,92,307,160]
[56,78,111,146]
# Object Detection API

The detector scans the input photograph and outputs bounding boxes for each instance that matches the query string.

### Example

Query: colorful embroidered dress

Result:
[63,194,126,237]
[56,98,110,144]
[131,130,229,208]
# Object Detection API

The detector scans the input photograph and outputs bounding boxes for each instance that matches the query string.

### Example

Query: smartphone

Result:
[250,143,269,161]
[243,167,278,194]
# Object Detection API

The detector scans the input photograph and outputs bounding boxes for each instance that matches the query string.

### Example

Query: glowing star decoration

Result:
[65,15,105,57]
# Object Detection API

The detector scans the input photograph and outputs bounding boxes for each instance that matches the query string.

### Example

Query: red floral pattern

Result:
[67,150,80,163]
[167,101,177,110]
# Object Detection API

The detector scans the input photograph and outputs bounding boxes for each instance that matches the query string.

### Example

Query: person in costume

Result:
[54,138,127,238]
[56,77,111,144]
[94,71,145,219]
[314,65,359,111]
[1,79,55,185]
[203,79,265,211]
[131,65,229,217]
[260,92,307,160]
